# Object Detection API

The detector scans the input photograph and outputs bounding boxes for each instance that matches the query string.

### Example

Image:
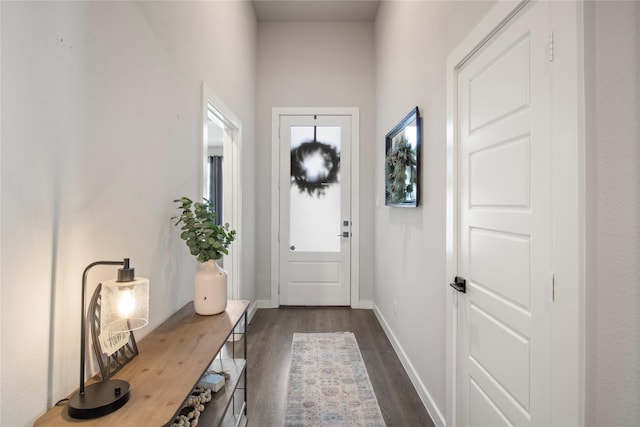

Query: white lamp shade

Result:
[100,277,149,333]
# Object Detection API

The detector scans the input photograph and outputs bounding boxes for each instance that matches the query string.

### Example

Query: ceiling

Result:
[252,0,381,22]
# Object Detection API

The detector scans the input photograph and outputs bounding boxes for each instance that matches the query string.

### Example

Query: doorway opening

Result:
[201,84,242,301]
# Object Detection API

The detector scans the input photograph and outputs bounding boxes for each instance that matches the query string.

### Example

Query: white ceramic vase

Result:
[194,260,227,315]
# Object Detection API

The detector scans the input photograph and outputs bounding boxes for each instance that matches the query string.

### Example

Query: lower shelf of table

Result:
[222,403,247,427]
[196,358,246,427]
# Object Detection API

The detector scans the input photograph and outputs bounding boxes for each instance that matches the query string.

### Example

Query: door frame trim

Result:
[201,83,243,301]
[445,1,585,425]
[270,107,360,308]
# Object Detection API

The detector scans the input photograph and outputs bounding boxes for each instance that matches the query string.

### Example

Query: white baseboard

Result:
[248,299,276,323]
[252,299,372,309]
[373,303,446,427]
[255,299,277,309]
[353,300,374,309]
[248,300,259,323]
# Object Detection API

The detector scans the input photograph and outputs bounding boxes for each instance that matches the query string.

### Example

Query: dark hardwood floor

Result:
[246,307,435,427]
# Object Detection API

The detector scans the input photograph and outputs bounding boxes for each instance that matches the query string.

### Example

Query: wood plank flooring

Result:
[246,307,435,426]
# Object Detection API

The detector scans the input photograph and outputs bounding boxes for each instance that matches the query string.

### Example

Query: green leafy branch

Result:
[173,197,236,263]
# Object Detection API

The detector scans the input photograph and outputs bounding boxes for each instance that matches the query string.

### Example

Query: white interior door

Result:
[455,2,553,425]
[278,114,351,306]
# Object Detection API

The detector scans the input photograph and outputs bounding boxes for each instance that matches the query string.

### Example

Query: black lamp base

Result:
[68,379,131,419]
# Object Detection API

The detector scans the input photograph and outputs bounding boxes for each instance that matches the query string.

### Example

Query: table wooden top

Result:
[35,300,250,427]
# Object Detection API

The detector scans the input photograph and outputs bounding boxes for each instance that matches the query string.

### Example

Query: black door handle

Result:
[450,276,466,293]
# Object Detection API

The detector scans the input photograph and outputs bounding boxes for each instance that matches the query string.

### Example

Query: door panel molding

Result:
[270,107,360,308]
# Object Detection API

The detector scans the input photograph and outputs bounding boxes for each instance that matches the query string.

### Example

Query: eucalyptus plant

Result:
[173,197,236,263]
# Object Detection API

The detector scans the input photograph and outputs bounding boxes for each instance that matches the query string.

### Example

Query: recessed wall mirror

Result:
[385,106,421,207]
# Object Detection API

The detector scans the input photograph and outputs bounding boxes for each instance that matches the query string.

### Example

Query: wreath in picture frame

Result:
[290,141,340,197]
[385,135,418,204]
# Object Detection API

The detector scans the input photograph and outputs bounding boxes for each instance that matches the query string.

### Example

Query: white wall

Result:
[0,1,255,425]
[255,21,376,303]
[584,1,640,425]
[137,1,257,303]
[373,2,494,424]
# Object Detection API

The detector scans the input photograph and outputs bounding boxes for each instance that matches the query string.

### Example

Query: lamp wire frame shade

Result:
[100,277,149,333]
[89,283,139,381]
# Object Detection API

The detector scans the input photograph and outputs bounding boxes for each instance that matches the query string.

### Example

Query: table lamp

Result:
[68,258,149,419]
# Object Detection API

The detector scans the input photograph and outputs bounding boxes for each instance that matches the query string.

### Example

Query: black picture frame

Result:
[385,106,421,207]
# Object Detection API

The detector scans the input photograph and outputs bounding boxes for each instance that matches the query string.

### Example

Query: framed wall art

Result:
[385,106,421,207]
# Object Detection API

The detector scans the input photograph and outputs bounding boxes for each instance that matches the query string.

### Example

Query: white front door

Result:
[455,2,553,425]
[278,114,351,306]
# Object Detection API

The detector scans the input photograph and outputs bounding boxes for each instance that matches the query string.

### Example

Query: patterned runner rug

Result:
[282,332,386,427]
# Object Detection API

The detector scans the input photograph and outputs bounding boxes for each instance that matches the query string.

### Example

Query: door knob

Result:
[449,276,466,293]
[290,245,295,251]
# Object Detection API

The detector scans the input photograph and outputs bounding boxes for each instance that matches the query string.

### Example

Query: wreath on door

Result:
[290,141,340,197]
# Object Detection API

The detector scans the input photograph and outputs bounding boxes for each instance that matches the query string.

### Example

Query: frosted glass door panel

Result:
[289,126,341,252]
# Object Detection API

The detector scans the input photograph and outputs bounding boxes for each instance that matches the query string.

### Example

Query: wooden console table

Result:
[35,300,250,426]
